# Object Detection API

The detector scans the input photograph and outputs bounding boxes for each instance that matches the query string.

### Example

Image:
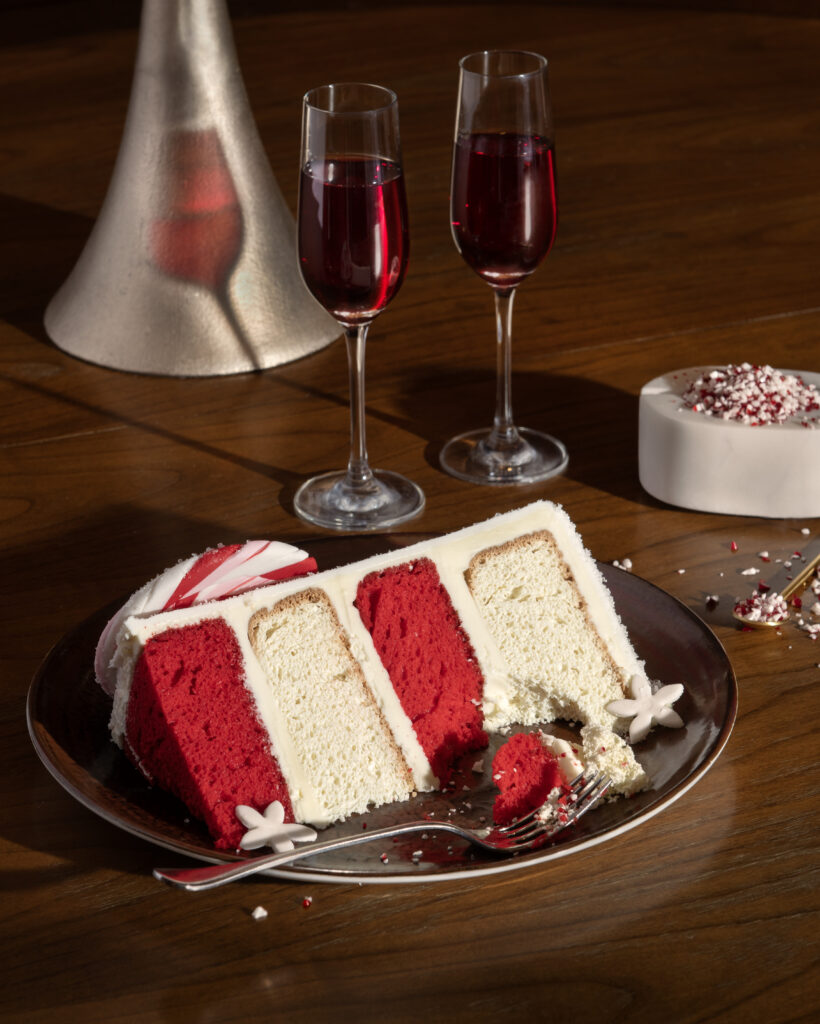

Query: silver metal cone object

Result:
[45,0,338,376]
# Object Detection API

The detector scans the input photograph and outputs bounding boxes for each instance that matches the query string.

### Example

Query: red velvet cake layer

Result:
[491,732,566,825]
[354,558,487,784]
[125,618,293,849]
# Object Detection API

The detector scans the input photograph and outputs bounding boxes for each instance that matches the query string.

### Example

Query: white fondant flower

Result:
[236,801,317,853]
[606,676,685,744]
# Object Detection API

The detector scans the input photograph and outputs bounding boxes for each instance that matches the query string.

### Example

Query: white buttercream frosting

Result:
[538,733,585,784]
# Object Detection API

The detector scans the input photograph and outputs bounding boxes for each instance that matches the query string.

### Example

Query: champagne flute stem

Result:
[344,323,374,489]
[489,286,520,449]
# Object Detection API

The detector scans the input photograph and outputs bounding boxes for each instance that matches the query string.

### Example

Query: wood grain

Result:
[1,3,819,1021]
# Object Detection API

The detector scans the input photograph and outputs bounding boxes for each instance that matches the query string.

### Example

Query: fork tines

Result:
[496,771,612,847]
[495,770,588,834]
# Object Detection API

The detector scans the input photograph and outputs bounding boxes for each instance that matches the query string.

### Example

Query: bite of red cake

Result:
[491,732,572,825]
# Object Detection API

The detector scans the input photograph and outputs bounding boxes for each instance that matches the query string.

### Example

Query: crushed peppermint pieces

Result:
[730,550,819,637]
[733,589,789,625]
[251,906,268,921]
[302,897,313,909]
[681,363,820,426]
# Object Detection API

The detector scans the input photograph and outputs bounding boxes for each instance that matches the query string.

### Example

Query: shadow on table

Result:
[0,193,95,343]
[0,190,649,508]
[397,364,650,505]
[9,505,227,885]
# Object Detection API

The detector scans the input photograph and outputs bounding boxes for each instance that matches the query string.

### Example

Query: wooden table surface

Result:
[2,3,819,1021]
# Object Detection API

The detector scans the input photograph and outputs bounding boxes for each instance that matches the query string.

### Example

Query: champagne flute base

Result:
[440,427,568,486]
[294,469,425,532]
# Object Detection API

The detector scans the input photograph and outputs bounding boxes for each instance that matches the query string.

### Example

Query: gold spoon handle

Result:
[781,552,820,601]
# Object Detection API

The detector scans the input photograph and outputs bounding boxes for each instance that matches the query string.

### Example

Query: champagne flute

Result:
[441,51,568,485]
[294,83,425,530]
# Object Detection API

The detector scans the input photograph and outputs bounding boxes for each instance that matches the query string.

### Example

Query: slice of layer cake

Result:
[100,502,655,850]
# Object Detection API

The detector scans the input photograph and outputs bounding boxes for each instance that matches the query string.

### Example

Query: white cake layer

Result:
[639,367,820,518]
[110,502,647,826]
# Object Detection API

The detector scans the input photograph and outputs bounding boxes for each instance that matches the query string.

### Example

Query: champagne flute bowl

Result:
[294,83,424,531]
[441,50,568,485]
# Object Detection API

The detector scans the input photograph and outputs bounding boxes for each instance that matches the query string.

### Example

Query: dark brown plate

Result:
[27,535,737,884]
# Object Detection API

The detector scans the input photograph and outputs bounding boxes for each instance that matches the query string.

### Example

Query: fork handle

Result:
[154,820,454,891]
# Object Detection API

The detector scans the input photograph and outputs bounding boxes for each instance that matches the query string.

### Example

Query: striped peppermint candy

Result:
[94,540,316,696]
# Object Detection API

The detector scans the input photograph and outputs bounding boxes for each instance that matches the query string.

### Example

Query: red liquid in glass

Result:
[451,132,557,289]
[298,156,409,324]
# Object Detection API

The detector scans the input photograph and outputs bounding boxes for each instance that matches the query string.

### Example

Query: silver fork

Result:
[154,772,611,891]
